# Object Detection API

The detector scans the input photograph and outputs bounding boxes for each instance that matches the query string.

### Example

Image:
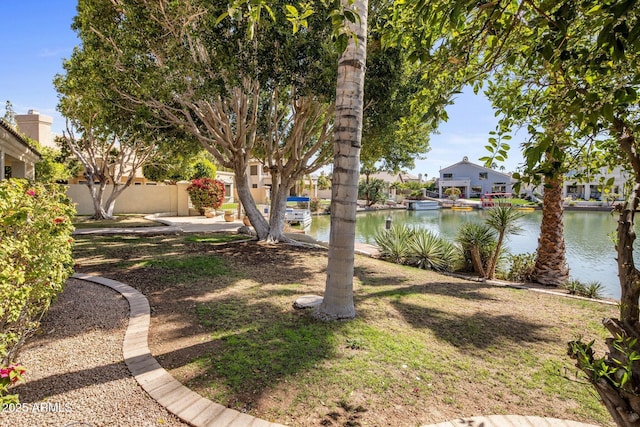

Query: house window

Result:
[250,165,258,176]
[443,173,453,179]
[492,183,506,193]
[479,172,488,180]
[252,183,258,189]
[471,186,482,197]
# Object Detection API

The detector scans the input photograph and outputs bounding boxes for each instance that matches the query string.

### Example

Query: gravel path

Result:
[0,279,188,427]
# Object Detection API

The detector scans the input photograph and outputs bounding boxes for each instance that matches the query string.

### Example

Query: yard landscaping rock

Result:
[1,279,187,427]
[293,294,323,309]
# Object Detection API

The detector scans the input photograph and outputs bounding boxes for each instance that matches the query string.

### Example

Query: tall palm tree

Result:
[316,0,369,320]
[532,173,570,285]
[485,205,524,279]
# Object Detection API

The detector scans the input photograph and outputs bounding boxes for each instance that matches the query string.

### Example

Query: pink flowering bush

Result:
[186,178,226,214]
[0,179,75,402]
[0,364,26,404]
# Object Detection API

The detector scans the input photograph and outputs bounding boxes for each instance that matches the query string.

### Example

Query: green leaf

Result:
[215,12,229,26]
[285,5,299,17]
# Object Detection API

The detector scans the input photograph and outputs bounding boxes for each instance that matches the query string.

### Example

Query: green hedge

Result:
[0,180,76,402]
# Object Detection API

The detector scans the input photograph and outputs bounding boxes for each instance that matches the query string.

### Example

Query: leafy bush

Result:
[186,178,226,214]
[444,187,461,199]
[0,179,75,403]
[502,252,537,282]
[191,158,217,179]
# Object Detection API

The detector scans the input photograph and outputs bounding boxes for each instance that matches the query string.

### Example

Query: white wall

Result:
[67,183,184,216]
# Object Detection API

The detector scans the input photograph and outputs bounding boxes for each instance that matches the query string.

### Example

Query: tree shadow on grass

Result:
[13,298,341,414]
[360,280,501,303]
[354,263,502,302]
[390,299,551,349]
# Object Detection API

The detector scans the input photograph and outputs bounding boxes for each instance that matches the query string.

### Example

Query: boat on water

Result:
[451,206,473,211]
[285,196,312,227]
[406,200,440,211]
[514,206,536,211]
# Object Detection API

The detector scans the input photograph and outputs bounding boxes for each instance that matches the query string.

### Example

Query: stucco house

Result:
[563,167,629,201]
[438,156,514,198]
[0,119,40,180]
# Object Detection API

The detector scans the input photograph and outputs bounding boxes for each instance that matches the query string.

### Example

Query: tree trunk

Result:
[485,233,504,280]
[532,174,569,285]
[235,166,270,240]
[470,245,486,277]
[315,0,368,321]
[87,180,112,220]
[267,176,292,243]
[569,121,640,427]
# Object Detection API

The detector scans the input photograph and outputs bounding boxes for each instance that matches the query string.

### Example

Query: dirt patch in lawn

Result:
[74,234,617,427]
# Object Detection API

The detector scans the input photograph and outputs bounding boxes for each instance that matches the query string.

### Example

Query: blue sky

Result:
[1,1,523,178]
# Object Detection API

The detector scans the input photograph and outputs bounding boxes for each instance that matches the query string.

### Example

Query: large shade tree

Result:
[54,48,161,220]
[68,0,339,241]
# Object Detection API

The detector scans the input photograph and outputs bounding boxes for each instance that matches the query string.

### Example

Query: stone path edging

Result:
[72,273,284,427]
[421,415,599,427]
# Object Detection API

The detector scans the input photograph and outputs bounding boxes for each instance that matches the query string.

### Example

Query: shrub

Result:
[375,226,460,272]
[407,229,459,272]
[563,279,587,295]
[374,224,414,264]
[563,279,603,299]
[455,223,496,274]
[191,158,217,179]
[444,187,461,200]
[584,281,604,299]
[310,198,320,213]
[186,178,226,214]
[0,179,75,403]
[502,252,537,282]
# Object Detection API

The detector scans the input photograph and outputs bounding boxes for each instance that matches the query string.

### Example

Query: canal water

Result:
[306,209,632,300]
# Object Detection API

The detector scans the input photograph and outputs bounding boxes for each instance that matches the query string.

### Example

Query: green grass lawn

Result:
[72,233,617,426]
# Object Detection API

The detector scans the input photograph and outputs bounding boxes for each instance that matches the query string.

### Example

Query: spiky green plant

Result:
[563,279,587,295]
[455,223,496,276]
[484,205,524,279]
[374,224,414,264]
[408,229,459,272]
[584,281,604,299]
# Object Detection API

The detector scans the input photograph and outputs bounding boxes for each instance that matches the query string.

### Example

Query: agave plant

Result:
[408,229,459,272]
[374,224,414,264]
[455,223,496,276]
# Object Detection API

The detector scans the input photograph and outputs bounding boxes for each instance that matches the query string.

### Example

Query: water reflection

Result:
[307,209,632,299]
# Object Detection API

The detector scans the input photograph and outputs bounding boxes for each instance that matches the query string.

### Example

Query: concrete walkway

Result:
[72,215,603,427]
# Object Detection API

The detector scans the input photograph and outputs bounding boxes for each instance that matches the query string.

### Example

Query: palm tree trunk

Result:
[532,174,569,285]
[315,0,368,321]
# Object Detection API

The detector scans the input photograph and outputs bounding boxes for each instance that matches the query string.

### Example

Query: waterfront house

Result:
[438,156,514,198]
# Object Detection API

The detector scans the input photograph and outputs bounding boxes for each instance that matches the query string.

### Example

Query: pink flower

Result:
[26,189,36,197]
[0,368,9,378]
[53,217,65,224]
